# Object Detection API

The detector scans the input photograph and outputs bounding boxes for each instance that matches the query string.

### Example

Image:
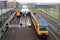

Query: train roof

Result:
[21,5,30,12]
[22,5,27,9]
[21,9,30,12]
[40,22,48,26]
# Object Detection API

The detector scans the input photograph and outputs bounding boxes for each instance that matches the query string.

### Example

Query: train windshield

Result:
[39,22,48,31]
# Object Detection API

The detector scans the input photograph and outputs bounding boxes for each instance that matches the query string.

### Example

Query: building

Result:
[0,0,7,8]
[7,0,16,8]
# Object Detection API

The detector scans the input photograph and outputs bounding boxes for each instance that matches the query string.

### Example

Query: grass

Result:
[37,9,59,23]
[38,8,58,19]
[47,11,58,18]
[39,10,60,29]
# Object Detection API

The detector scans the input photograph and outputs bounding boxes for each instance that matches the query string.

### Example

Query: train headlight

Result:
[40,33,43,35]
[46,31,48,35]
[28,23,31,26]
[38,31,42,35]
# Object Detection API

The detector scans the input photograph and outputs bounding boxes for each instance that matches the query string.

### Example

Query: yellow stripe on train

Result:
[30,13,48,36]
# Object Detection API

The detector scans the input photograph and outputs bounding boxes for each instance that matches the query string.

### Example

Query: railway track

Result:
[10,15,20,24]
[34,13,57,40]
[0,12,16,40]
[35,10,58,29]
[48,26,60,40]
[1,7,59,40]
[37,11,60,40]
[3,15,41,40]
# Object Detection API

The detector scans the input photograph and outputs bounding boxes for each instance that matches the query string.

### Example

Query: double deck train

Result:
[21,6,30,16]
[30,13,48,38]
[16,6,30,17]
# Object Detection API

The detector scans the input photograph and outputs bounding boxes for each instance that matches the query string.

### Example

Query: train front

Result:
[21,6,30,16]
[38,22,48,38]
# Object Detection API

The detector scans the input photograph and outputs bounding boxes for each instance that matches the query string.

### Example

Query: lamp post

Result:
[58,7,60,32]
[0,8,2,28]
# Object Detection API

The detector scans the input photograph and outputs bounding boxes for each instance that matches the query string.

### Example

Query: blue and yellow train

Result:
[30,13,48,38]
[21,6,30,16]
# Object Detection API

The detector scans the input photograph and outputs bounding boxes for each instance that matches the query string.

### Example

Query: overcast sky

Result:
[16,0,60,3]
[0,0,60,3]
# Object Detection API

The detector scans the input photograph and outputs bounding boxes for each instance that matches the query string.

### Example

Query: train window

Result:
[39,22,48,31]
[39,26,47,31]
